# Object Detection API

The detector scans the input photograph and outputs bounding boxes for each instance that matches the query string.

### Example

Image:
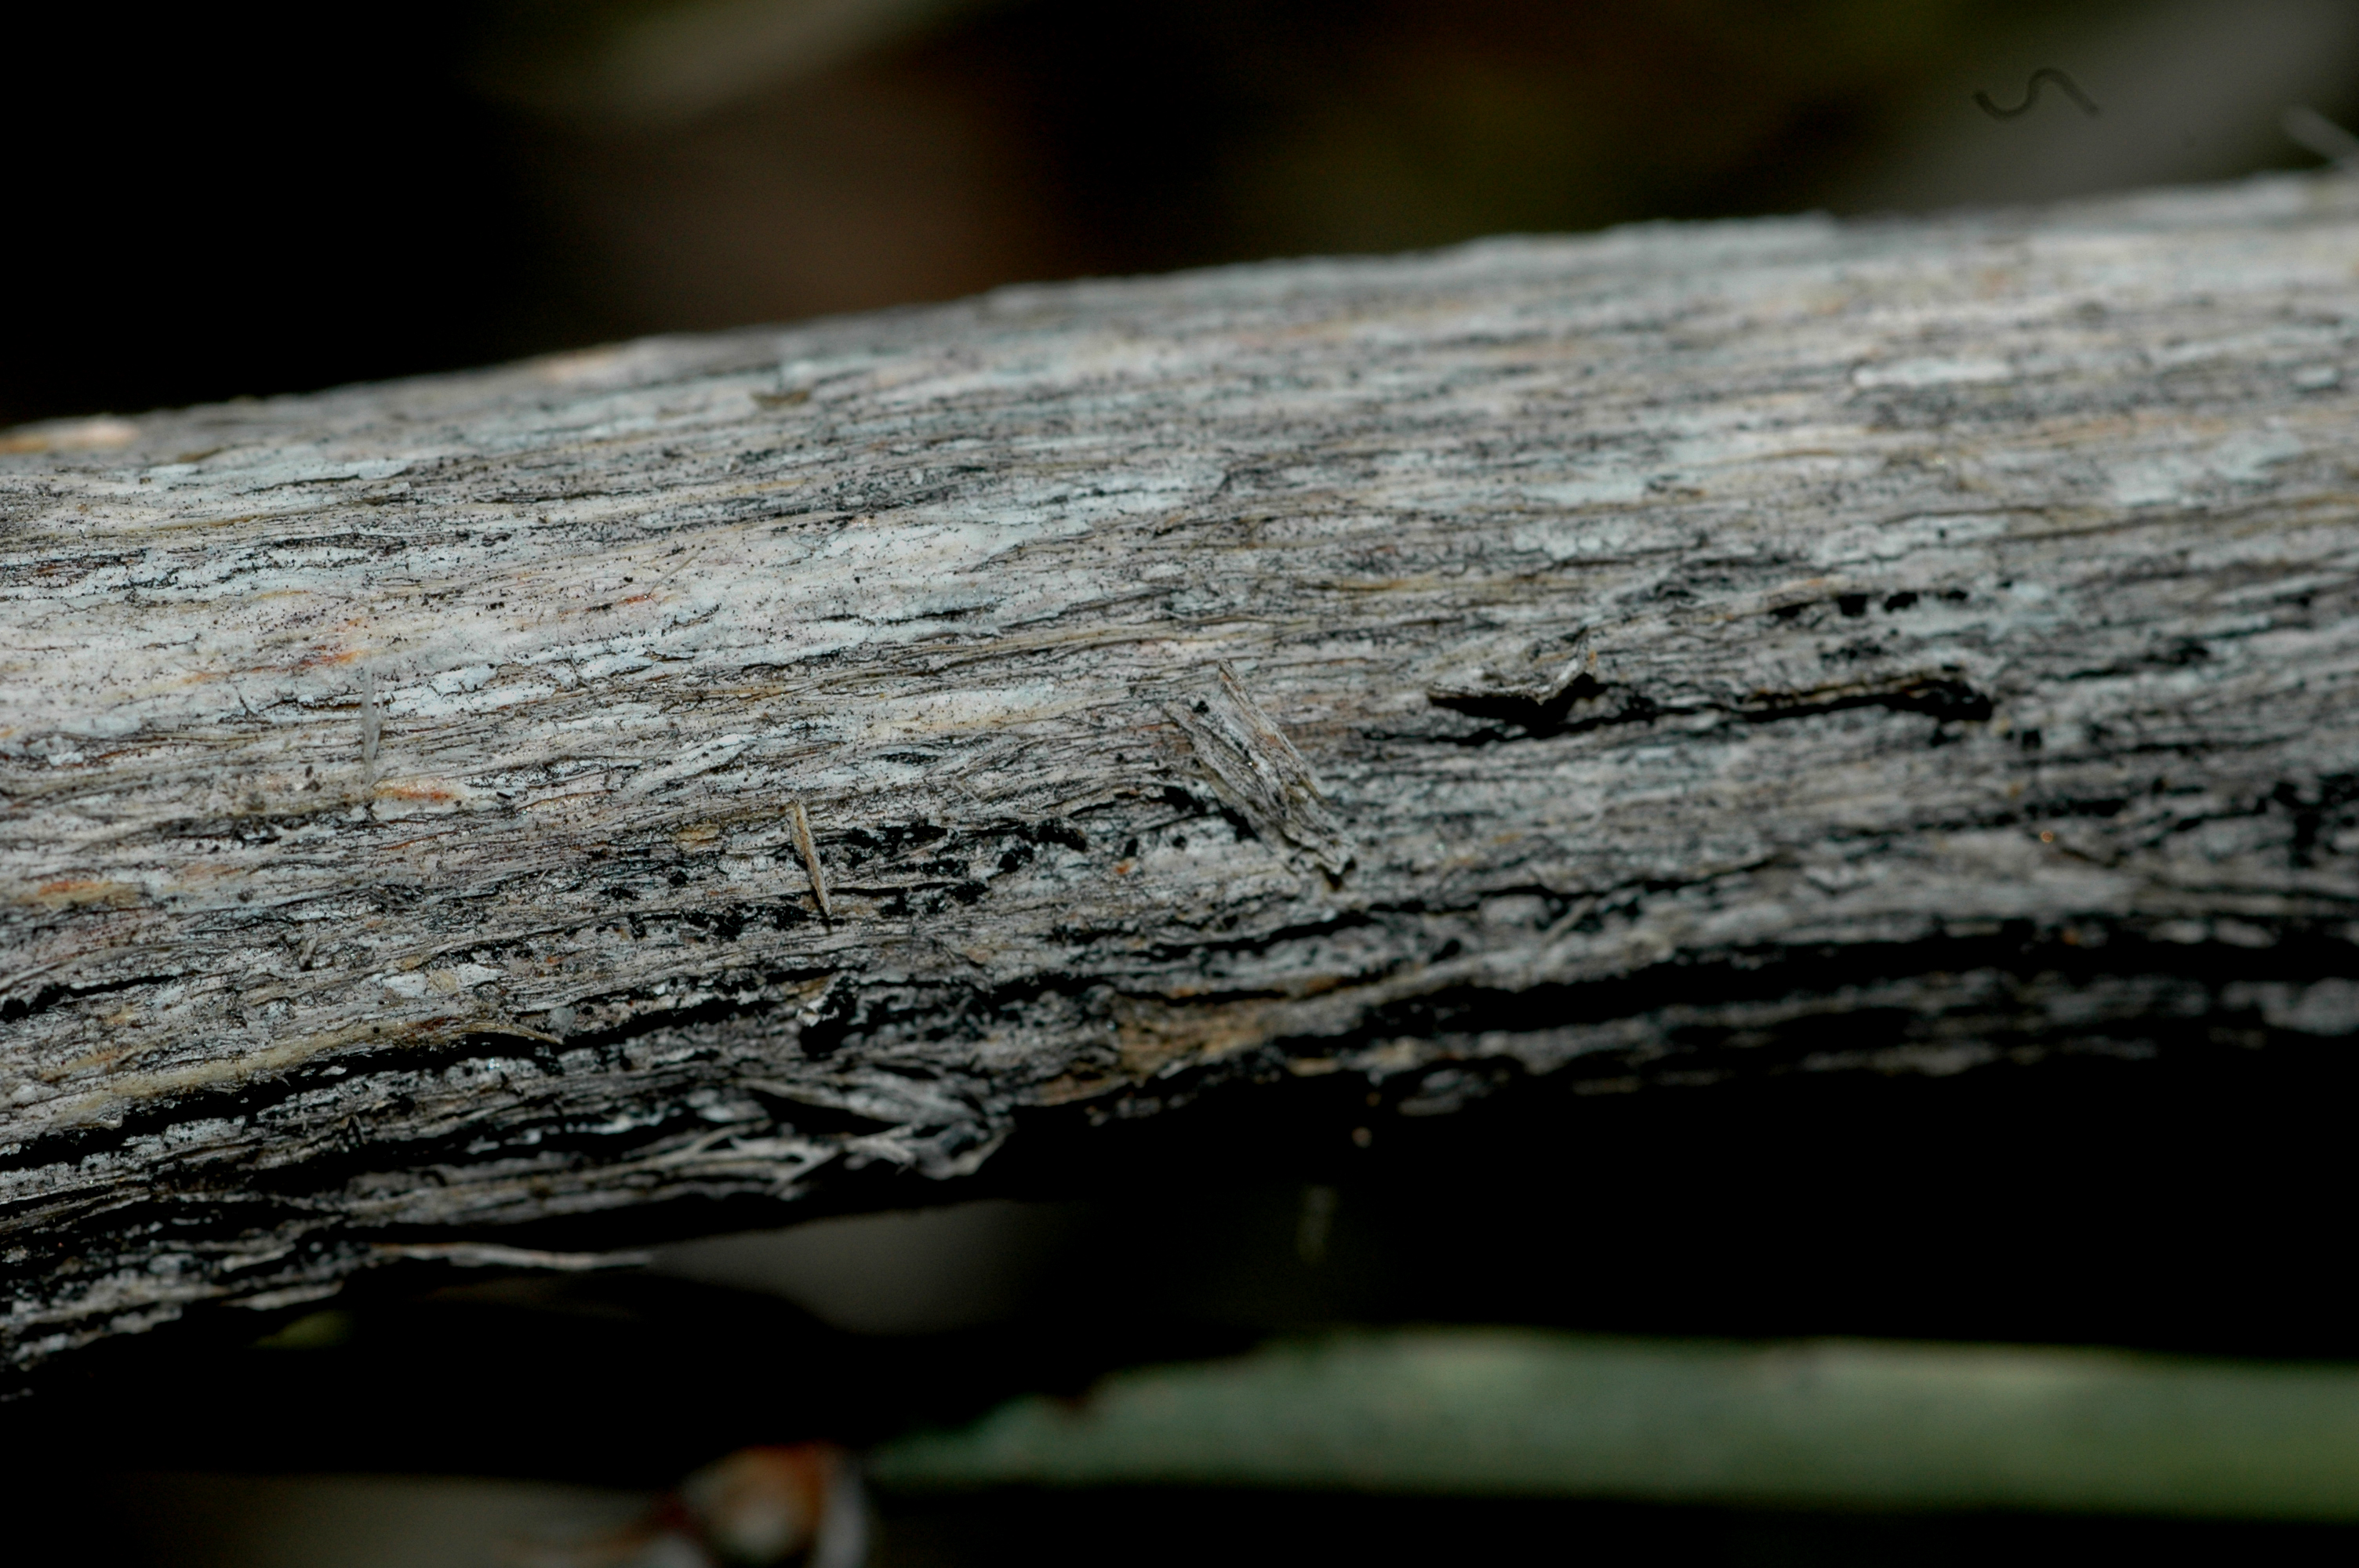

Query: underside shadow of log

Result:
[3,173,2357,1385]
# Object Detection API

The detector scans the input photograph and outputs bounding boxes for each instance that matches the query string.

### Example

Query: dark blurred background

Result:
[24,1042,2359,1564]
[10,0,2359,426]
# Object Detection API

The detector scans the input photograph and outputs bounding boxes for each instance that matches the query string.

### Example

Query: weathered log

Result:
[5,175,2357,1381]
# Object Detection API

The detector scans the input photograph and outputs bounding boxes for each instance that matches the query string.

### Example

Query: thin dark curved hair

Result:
[1974,67,2100,120]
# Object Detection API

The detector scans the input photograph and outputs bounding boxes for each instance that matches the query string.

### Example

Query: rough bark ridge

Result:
[5,176,2358,1379]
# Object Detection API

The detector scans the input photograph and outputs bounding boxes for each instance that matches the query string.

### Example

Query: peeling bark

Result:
[5,175,2358,1380]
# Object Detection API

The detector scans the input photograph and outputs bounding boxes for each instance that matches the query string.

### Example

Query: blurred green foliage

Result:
[878,1327,2359,1519]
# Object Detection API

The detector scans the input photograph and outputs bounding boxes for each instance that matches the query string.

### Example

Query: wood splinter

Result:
[790,799,833,921]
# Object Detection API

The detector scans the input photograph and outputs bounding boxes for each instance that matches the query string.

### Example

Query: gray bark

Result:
[5,175,2358,1381]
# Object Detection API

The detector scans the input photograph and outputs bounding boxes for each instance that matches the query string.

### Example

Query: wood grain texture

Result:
[5,175,2359,1377]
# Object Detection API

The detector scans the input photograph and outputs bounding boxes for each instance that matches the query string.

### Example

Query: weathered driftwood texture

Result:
[5,176,2359,1378]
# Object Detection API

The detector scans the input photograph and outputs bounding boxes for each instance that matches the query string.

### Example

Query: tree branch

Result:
[5,175,2357,1381]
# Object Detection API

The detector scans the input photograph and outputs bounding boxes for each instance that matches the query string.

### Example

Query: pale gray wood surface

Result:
[5,175,2357,1378]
